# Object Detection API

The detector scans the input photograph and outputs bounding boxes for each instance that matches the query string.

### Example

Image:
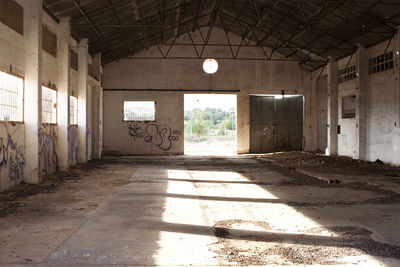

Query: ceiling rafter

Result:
[42,0,400,69]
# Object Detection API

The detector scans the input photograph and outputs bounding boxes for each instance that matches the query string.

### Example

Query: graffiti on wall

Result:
[0,122,24,181]
[8,146,24,181]
[144,124,181,151]
[127,122,181,151]
[128,122,144,140]
[38,125,58,176]
[68,126,78,166]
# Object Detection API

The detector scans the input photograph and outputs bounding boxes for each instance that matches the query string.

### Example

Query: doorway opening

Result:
[184,94,237,155]
[250,94,303,153]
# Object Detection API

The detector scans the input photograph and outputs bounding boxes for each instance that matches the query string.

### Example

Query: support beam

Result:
[356,44,368,160]
[23,0,43,183]
[327,57,338,155]
[57,17,71,171]
[78,39,89,163]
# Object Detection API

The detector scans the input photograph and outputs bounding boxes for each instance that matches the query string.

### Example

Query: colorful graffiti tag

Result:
[38,126,58,176]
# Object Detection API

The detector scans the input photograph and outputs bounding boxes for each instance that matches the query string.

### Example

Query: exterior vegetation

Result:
[184,107,236,142]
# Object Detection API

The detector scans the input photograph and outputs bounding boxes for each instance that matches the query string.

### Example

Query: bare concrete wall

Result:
[103,91,184,155]
[103,28,311,154]
[366,40,400,163]
[311,38,400,164]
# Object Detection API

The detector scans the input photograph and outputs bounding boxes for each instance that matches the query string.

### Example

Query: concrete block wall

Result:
[0,0,102,191]
[103,27,312,155]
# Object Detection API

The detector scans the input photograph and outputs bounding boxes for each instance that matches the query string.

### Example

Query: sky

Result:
[184,94,236,111]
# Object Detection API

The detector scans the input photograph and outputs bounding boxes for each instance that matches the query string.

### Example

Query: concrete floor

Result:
[1,154,400,266]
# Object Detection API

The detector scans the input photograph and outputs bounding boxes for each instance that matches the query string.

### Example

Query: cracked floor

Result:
[1,154,400,266]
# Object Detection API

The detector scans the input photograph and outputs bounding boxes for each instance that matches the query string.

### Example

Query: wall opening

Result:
[250,94,304,153]
[184,94,237,156]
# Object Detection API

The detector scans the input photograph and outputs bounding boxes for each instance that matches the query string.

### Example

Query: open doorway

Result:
[184,94,237,155]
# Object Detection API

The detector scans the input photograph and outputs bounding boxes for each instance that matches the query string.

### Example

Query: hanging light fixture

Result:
[203,59,218,74]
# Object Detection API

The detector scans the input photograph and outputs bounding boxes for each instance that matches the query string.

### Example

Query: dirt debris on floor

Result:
[211,220,400,266]
[1,154,400,266]
[0,160,135,264]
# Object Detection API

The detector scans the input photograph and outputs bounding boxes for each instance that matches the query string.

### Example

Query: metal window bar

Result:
[123,101,155,121]
[42,86,57,124]
[368,51,394,75]
[338,65,357,83]
[0,70,23,121]
[70,95,78,125]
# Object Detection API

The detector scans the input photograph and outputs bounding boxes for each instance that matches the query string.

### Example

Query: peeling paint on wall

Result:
[68,126,78,166]
[38,125,58,177]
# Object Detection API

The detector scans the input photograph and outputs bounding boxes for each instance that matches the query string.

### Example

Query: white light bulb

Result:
[203,59,218,74]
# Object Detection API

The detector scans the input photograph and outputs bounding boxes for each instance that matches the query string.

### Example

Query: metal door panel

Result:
[250,95,303,153]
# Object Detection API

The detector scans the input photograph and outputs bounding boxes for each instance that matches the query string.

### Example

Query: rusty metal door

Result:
[250,95,303,153]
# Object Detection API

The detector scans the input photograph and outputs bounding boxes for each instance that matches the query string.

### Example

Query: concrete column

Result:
[237,91,250,154]
[23,0,43,184]
[394,26,400,129]
[57,17,71,170]
[327,58,339,155]
[78,38,88,163]
[93,53,101,81]
[356,44,368,160]
[91,53,102,159]
[303,72,318,152]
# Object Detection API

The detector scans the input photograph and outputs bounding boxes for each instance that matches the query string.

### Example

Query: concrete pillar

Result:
[237,91,250,154]
[356,44,368,160]
[91,53,102,159]
[394,26,400,129]
[78,38,88,163]
[303,72,318,152]
[327,58,338,155]
[87,84,92,160]
[93,53,101,81]
[23,0,43,183]
[57,17,71,170]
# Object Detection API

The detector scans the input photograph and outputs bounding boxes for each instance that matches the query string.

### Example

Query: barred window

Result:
[70,95,78,125]
[368,51,394,75]
[0,70,23,121]
[42,86,57,124]
[123,101,155,121]
[338,65,357,83]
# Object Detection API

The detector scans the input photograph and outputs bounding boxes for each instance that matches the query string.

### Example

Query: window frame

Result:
[122,100,156,122]
[342,95,356,119]
[0,69,24,123]
[41,85,57,124]
[69,95,78,125]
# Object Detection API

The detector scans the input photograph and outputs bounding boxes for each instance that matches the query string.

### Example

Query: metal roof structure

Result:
[43,0,400,69]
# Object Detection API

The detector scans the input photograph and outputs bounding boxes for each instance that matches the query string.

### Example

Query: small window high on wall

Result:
[42,86,57,124]
[70,96,78,125]
[123,101,155,121]
[0,70,23,122]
